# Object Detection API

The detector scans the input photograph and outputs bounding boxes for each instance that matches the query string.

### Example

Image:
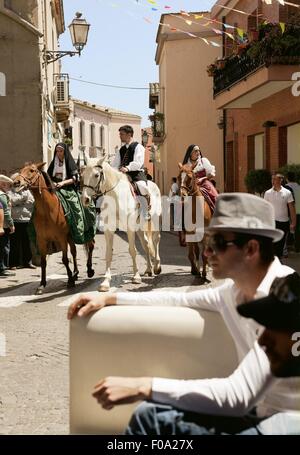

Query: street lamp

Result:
[44,12,90,65]
[142,130,148,147]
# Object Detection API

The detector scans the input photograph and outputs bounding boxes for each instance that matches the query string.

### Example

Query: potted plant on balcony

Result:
[149,112,165,138]
[206,63,216,77]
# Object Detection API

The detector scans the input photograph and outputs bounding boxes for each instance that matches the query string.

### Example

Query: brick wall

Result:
[226,87,300,191]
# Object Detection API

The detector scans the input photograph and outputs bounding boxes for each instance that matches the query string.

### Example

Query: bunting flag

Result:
[96,0,300,51]
[279,22,286,33]
[236,27,245,38]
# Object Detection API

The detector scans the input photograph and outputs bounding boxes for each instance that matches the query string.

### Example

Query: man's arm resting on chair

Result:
[92,377,152,410]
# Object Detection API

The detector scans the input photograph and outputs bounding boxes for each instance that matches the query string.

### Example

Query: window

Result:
[90,123,95,147]
[100,125,104,148]
[4,1,12,10]
[79,121,85,145]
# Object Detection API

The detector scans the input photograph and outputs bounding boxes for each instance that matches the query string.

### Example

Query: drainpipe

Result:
[223,110,227,191]
[222,16,226,191]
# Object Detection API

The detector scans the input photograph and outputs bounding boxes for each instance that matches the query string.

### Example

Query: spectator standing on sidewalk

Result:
[168,177,179,231]
[0,201,4,236]
[0,175,15,277]
[264,173,296,260]
[285,172,300,253]
[8,175,35,269]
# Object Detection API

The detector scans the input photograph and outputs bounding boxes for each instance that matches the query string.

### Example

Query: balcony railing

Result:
[213,54,265,96]
[149,113,165,144]
[149,83,159,109]
[213,53,300,97]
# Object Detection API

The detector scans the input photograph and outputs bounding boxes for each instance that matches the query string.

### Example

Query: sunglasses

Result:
[205,234,240,254]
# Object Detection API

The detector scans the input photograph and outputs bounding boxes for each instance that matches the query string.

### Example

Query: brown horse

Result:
[178,163,212,279]
[13,162,95,294]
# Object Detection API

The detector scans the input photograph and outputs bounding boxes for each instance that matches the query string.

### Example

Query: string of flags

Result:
[100,0,300,49]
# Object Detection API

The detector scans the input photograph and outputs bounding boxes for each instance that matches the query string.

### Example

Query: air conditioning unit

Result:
[54,74,69,106]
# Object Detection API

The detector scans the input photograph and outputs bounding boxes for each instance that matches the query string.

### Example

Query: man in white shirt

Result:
[168,177,179,230]
[264,173,296,259]
[112,125,151,220]
[285,171,300,253]
[122,273,300,435]
[69,193,299,434]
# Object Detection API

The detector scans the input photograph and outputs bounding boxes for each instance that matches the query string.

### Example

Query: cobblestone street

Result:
[0,231,220,435]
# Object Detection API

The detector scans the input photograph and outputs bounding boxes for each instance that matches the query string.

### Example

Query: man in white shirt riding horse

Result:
[112,125,151,221]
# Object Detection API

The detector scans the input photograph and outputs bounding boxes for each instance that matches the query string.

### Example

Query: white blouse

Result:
[192,157,216,177]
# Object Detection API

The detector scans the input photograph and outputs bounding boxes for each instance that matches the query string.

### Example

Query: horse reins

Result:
[18,169,56,194]
[82,165,121,197]
[180,173,200,197]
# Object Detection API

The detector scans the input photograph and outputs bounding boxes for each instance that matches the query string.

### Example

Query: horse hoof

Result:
[143,270,153,277]
[132,276,142,284]
[87,269,95,278]
[35,287,44,295]
[191,269,201,276]
[154,266,162,275]
[67,280,76,288]
[98,284,110,292]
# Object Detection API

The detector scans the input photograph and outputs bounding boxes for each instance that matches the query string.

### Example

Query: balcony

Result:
[53,73,70,122]
[149,83,159,109]
[149,112,165,144]
[212,20,300,109]
[213,54,300,109]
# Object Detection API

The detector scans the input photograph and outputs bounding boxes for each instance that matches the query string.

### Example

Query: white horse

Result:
[81,157,162,291]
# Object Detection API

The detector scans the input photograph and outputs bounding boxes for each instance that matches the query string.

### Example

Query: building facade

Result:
[0,0,66,174]
[149,13,224,195]
[211,0,300,191]
[68,98,142,165]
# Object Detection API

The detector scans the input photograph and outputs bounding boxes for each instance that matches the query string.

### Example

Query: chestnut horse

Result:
[178,163,212,279]
[14,162,95,294]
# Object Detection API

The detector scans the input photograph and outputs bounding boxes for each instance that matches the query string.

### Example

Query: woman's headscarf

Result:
[47,143,78,180]
[182,144,202,165]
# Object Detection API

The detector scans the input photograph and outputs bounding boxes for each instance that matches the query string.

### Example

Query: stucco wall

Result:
[155,29,223,195]
[3,0,38,25]
[70,101,141,165]
[0,11,41,174]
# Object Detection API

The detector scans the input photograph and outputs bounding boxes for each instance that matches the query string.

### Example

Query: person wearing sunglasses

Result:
[91,273,300,435]
[69,193,299,433]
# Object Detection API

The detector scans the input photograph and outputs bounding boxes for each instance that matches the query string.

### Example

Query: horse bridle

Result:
[18,168,55,194]
[19,169,40,188]
[180,172,199,197]
[82,164,120,197]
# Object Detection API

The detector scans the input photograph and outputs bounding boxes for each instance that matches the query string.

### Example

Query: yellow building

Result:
[150,12,224,195]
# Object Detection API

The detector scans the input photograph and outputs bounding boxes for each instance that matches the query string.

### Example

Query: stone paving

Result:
[0,231,217,435]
